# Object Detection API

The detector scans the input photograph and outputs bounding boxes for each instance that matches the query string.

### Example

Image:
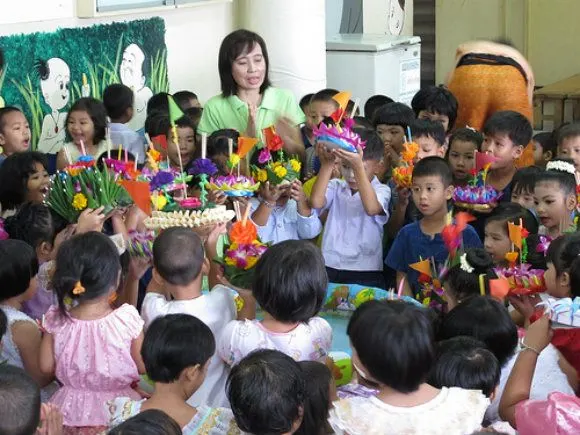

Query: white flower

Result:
[459,253,474,273]
[546,160,576,175]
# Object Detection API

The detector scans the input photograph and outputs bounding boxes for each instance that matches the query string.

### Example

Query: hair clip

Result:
[459,253,474,273]
[72,281,86,295]
[546,160,575,175]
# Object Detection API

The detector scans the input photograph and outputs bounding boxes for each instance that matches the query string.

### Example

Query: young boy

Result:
[364,94,394,122]
[0,107,31,165]
[373,102,415,174]
[103,84,145,164]
[510,165,542,212]
[533,131,557,168]
[481,110,533,199]
[311,129,390,289]
[411,85,458,134]
[557,122,580,174]
[386,157,481,295]
[173,90,201,110]
[142,227,254,408]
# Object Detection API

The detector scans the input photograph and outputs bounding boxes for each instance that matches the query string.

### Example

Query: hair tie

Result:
[479,274,486,296]
[459,253,474,273]
[72,281,86,295]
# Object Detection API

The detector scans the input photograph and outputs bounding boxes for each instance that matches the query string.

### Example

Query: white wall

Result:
[0,0,235,102]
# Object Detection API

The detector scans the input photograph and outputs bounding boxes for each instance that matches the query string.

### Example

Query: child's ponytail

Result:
[444,248,497,303]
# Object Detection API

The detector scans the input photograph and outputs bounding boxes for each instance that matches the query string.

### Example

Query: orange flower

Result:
[230,220,258,244]
[505,251,519,264]
[401,142,419,163]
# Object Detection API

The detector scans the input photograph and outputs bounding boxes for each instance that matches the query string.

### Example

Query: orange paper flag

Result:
[237,136,259,159]
[508,221,522,250]
[489,278,511,300]
[263,126,284,151]
[332,91,351,111]
[120,180,151,216]
[410,259,432,277]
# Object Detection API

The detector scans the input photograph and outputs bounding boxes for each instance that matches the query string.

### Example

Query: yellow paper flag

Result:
[410,259,432,277]
[508,221,522,250]
[332,91,351,111]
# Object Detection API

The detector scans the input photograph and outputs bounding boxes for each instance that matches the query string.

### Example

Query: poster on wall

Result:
[0,17,168,153]
[328,0,410,36]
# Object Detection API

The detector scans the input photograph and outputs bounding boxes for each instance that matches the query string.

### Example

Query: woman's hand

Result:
[276,117,304,155]
[246,103,257,138]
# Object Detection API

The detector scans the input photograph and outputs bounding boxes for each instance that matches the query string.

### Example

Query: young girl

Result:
[446,127,483,185]
[534,159,577,237]
[57,98,109,170]
[108,314,238,434]
[296,361,336,435]
[40,232,145,433]
[0,152,50,215]
[218,240,332,366]
[0,239,57,401]
[329,300,489,434]
[510,166,542,212]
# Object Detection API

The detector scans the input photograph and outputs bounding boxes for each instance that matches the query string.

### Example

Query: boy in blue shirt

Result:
[386,157,481,296]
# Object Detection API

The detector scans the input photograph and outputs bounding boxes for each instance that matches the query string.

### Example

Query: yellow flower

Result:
[290,159,301,173]
[225,257,237,267]
[274,166,287,179]
[234,295,245,312]
[229,153,241,167]
[255,169,267,183]
[72,193,88,211]
[272,161,282,169]
[66,167,82,177]
[245,256,258,270]
[151,194,168,211]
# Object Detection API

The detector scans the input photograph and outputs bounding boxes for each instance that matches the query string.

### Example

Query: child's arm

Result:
[39,332,56,377]
[291,180,323,239]
[395,272,413,297]
[56,150,69,171]
[14,322,54,386]
[386,187,411,238]
[205,223,227,290]
[130,331,146,374]
[310,143,336,209]
[557,351,579,393]
[251,184,281,226]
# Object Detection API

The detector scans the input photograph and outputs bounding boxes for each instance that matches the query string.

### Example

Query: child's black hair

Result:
[411,118,446,147]
[252,240,327,323]
[146,92,170,116]
[428,336,500,398]
[0,151,48,210]
[299,93,314,111]
[348,300,434,393]
[103,84,134,121]
[153,227,205,286]
[485,202,539,235]
[438,296,518,367]
[310,89,340,107]
[65,97,107,144]
[482,110,533,147]
[0,365,41,435]
[352,116,373,129]
[364,94,394,121]
[411,85,458,132]
[444,248,497,303]
[525,234,548,270]
[512,165,542,196]
[533,131,557,157]
[295,361,332,435]
[145,112,196,139]
[107,409,182,435]
[535,158,577,196]
[4,203,67,250]
[142,314,215,383]
[354,127,384,161]
[0,309,6,341]
[184,107,203,129]
[173,90,199,110]
[546,233,580,297]
[372,102,415,129]
[447,127,484,157]
[0,239,39,301]
[412,156,453,187]
[0,106,24,133]
[226,349,306,435]
[52,232,121,315]
[556,122,580,146]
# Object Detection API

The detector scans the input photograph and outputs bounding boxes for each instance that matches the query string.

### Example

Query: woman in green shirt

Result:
[198,29,305,157]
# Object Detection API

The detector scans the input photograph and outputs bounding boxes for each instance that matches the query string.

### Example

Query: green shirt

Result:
[198,87,305,142]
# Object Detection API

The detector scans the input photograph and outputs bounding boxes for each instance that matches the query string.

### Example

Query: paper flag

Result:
[263,126,284,151]
[332,91,351,111]
[330,107,345,124]
[489,278,511,300]
[475,151,500,172]
[168,95,185,124]
[237,136,259,159]
[120,180,151,216]
[508,221,523,250]
[151,135,168,150]
[410,259,432,277]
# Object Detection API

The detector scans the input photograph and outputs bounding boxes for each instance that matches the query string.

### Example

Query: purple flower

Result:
[150,171,174,191]
[189,158,218,176]
[258,148,271,164]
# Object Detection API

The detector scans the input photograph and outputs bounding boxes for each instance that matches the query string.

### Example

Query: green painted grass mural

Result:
[0,18,168,151]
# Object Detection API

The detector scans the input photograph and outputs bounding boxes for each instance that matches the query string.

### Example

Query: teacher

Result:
[198,29,306,156]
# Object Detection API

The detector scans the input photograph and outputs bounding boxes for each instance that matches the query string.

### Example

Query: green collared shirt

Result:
[198,87,305,140]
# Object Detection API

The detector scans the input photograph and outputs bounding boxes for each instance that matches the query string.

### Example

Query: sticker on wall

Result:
[387,0,405,35]
[0,17,168,152]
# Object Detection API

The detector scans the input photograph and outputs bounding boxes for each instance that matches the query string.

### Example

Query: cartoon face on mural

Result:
[387,0,405,35]
[120,43,152,133]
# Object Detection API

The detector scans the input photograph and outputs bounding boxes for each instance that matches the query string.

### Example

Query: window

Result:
[77,0,231,18]
[96,0,170,13]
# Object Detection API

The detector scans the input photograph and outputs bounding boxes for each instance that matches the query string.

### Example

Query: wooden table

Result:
[534,74,580,130]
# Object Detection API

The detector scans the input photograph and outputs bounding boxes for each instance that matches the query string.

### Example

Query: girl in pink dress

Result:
[39,232,145,435]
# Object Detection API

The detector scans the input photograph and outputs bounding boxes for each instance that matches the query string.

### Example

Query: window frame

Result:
[76,0,232,18]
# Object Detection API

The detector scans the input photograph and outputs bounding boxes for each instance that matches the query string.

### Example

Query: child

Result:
[226,349,306,435]
[483,202,538,265]
[173,90,201,110]
[103,84,145,164]
[438,296,574,423]
[108,314,238,433]
[532,131,557,168]
[299,93,314,117]
[0,107,31,164]
[142,227,248,407]
[108,410,182,435]
[373,102,415,173]
[535,159,577,237]
[146,92,170,117]
[412,118,446,161]
[40,232,145,432]
[57,97,110,170]
[329,300,489,434]
[446,127,483,186]
[411,85,458,134]
[0,152,50,214]
[481,110,533,199]
[557,122,580,174]
[208,129,239,176]
[386,157,481,296]
[363,94,394,122]
[218,240,331,365]
[510,166,542,212]
[0,365,41,435]
[310,129,390,288]
[0,239,56,400]
[296,361,335,435]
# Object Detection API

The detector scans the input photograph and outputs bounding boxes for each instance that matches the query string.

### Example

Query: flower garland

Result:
[392,142,419,188]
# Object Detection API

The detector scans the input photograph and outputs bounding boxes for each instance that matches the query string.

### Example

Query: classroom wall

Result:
[0,0,235,103]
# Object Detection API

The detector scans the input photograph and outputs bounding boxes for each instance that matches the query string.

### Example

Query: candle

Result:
[228,138,233,156]
[201,133,207,160]
[118,145,122,161]
[80,139,87,156]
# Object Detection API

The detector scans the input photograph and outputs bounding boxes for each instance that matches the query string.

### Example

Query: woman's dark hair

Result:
[0,239,39,301]
[546,232,580,297]
[52,232,121,315]
[227,349,305,435]
[142,314,215,383]
[253,240,327,323]
[65,97,107,144]
[485,202,539,235]
[218,29,271,97]
[428,336,500,398]
[438,296,518,367]
[0,151,48,210]
[296,361,332,435]
[348,300,434,393]
[107,409,181,435]
[535,158,577,196]
[444,248,497,303]
[4,203,67,249]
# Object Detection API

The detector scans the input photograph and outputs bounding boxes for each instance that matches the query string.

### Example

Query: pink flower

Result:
[258,148,271,164]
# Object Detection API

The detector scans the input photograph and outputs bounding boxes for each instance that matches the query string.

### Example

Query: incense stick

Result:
[80,140,87,156]
[175,141,187,199]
